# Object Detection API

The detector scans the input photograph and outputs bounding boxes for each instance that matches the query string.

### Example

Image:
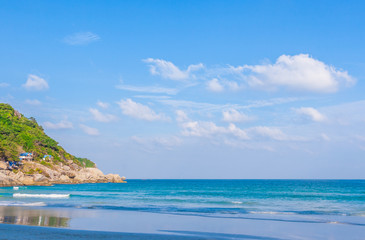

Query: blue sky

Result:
[1,1,365,178]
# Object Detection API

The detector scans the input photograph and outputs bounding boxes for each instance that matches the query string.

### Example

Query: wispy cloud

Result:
[158,97,301,114]
[295,107,326,122]
[0,82,9,88]
[131,135,182,151]
[89,108,117,122]
[181,120,249,140]
[97,101,109,109]
[117,98,168,121]
[247,126,288,141]
[25,99,42,105]
[43,120,73,130]
[116,84,178,95]
[143,58,204,81]
[80,124,100,136]
[206,78,242,92]
[206,78,224,92]
[222,109,253,123]
[63,32,100,45]
[175,110,189,122]
[22,74,49,91]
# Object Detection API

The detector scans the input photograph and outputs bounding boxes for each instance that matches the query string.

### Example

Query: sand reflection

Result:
[0,206,70,227]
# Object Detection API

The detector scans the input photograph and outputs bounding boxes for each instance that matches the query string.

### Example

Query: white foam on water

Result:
[231,201,243,204]
[0,201,46,206]
[13,193,70,199]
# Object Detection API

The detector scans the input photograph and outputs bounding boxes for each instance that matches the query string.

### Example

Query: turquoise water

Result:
[1,180,365,218]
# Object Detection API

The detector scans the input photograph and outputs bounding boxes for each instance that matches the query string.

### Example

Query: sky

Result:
[1,1,365,179]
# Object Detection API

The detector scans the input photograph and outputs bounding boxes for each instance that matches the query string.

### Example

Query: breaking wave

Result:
[13,193,70,199]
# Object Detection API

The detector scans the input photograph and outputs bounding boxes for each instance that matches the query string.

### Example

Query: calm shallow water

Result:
[0,180,365,239]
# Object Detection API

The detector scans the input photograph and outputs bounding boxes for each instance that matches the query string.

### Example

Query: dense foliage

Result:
[0,103,95,167]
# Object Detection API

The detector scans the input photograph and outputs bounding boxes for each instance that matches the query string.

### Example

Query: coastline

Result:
[0,160,126,187]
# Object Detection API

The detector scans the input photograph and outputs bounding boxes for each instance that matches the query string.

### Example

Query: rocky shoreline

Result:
[0,161,126,187]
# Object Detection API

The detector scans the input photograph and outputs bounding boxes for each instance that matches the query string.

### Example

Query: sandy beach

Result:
[0,205,365,240]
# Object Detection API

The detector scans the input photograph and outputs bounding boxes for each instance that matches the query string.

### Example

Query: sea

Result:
[0,180,365,239]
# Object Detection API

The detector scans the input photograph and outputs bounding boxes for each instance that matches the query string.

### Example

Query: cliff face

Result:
[0,103,125,187]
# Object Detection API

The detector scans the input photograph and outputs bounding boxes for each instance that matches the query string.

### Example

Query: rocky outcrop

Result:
[0,161,126,187]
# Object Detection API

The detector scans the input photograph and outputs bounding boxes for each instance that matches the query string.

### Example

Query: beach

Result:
[1,206,365,240]
[0,180,365,239]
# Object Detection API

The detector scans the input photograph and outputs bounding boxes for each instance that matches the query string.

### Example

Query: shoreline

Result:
[0,205,364,240]
[0,223,206,240]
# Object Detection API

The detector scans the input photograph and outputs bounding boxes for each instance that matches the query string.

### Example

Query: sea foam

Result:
[13,193,70,199]
[0,201,46,206]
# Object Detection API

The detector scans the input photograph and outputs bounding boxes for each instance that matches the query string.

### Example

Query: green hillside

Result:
[0,103,95,168]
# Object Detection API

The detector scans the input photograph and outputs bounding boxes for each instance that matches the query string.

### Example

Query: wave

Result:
[0,201,46,207]
[13,193,70,199]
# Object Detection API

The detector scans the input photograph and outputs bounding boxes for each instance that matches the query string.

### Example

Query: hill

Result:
[0,103,94,167]
[0,103,125,186]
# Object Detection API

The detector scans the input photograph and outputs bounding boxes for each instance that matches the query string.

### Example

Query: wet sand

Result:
[0,206,365,239]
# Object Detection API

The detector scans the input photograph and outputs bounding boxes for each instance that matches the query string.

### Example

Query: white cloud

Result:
[231,54,355,93]
[222,109,252,122]
[25,99,42,105]
[295,107,326,122]
[181,121,225,137]
[248,126,288,141]
[116,84,178,95]
[228,123,250,139]
[143,58,204,81]
[206,78,224,92]
[176,110,189,122]
[181,121,249,140]
[97,101,109,109]
[89,108,117,123]
[206,78,242,92]
[43,120,73,130]
[22,74,49,91]
[117,98,167,121]
[0,82,9,87]
[79,124,100,136]
[63,32,100,45]
[225,81,241,91]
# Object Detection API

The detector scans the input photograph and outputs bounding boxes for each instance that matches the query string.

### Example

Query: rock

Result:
[0,171,20,187]
[62,165,71,171]
[13,171,25,181]
[59,175,70,182]
[74,168,106,182]
[33,174,47,182]
[0,160,125,186]
[70,163,80,171]
[65,171,76,179]
[0,161,7,170]
[106,174,125,183]
[22,176,34,185]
